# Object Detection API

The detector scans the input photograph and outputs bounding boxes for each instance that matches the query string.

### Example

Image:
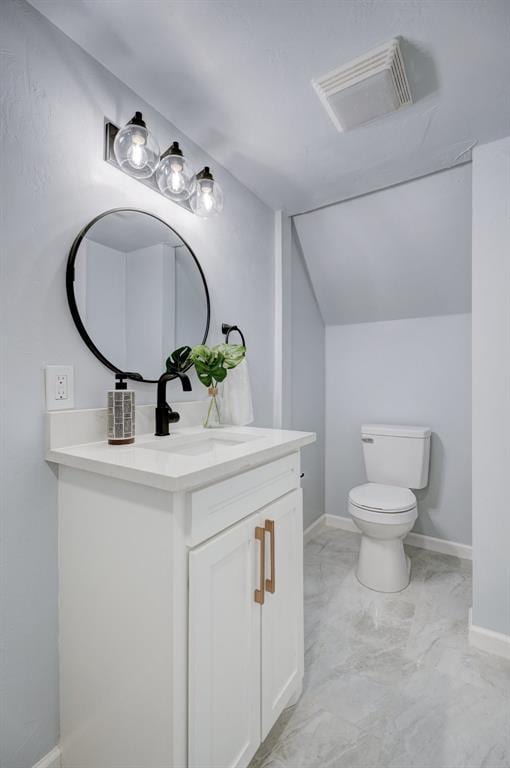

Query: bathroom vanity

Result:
[46,406,315,768]
[50,207,315,767]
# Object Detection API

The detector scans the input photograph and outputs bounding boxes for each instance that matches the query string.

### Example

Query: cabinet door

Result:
[189,513,263,768]
[261,490,304,739]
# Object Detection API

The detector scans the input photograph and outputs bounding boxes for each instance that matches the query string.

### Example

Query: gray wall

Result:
[81,240,128,368]
[283,223,325,529]
[472,136,510,636]
[0,2,275,765]
[293,164,473,547]
[294,164,472,325]
[325,314,472,545]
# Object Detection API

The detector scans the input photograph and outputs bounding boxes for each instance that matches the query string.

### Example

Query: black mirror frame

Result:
[66,207,210,384]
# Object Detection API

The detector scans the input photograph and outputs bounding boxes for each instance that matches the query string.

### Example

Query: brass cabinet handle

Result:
[254,526,265,605]
[265,519,275,594]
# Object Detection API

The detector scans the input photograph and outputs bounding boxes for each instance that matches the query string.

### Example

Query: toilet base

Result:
[356,536,411,593]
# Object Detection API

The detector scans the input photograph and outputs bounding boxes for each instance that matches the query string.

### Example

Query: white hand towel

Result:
[220,358,254,426]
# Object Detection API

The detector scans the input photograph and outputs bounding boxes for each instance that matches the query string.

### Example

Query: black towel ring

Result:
[222,323,246,348]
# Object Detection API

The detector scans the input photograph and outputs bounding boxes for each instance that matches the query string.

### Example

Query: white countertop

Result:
[46,425,316,492]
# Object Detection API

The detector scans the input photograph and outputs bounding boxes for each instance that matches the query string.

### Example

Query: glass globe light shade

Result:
[113,112,160,179]
[189,167,224,218]
[156,142,194,201]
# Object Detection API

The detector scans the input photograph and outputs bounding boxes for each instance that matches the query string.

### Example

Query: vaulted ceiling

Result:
[29,0,510,213]
[294,163,472,325]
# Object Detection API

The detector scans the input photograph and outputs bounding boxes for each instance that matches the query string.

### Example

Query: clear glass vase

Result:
[204,386,220,428]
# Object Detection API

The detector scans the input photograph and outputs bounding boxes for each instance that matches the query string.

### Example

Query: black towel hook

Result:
[222,323,246,348]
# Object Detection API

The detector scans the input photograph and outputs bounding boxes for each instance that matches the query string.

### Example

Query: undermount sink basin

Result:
[140,431,263,457]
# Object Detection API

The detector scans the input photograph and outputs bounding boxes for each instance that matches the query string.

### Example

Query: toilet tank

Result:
[361,424,431,489]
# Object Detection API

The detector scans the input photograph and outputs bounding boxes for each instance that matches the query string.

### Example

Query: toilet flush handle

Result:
[362,437,374,443]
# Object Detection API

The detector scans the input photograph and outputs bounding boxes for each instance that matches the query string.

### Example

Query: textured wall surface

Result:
[325,314,472,545]
[472,136,510,636]
[0,2,274,765]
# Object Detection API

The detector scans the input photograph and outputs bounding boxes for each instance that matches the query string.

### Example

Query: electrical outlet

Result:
[56,374,68,400]
[45,365,74,411]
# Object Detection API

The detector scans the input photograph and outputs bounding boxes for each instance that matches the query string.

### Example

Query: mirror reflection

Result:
[71,209,209,381]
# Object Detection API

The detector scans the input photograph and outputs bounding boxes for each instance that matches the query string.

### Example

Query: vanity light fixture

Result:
[105,113,224,217]
[190,166,224,218]
[113,112,160,179]
[156,141,194,201]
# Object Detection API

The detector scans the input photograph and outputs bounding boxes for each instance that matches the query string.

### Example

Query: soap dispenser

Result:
[107,373,135,445]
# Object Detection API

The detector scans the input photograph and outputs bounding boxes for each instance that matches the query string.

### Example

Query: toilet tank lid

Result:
[362,424,431,439]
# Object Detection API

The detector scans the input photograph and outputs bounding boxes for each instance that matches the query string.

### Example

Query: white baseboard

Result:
[406,530,472,560]
[469,609,510,660]
[307,514,472,561]
[324,514,357,533]
[303,515,326,543]
[33,746,61,768]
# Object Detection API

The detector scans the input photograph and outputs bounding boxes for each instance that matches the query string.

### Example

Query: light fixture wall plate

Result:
[312,38,412,132]
[104,120,192,212]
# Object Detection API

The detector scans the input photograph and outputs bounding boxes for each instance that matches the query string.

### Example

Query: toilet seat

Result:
[349,503,417,526]
[349,483,417,525]
[349,483,416,512]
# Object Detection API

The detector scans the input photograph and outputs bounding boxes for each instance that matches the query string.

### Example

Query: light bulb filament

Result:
[200,181,215,212]
[128,142,148,169]
[169,160,185,192]
[202,189,213,212]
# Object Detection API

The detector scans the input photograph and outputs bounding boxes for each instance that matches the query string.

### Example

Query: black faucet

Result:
[155,372,192,436]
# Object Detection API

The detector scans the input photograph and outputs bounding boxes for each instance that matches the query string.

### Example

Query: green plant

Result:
[189,343,245,388]
[189,343,246,427]
[165,345,192,376]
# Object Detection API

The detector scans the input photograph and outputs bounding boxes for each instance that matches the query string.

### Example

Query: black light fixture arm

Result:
[128,111,146,128]
[161,140,183,160]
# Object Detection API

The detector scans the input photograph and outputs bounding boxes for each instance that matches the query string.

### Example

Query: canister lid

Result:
[361,424,431,439]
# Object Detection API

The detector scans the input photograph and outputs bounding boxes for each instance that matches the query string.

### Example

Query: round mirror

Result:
[67,208,210,382]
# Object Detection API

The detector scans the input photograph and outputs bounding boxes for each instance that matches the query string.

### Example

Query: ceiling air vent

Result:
[312,38,412,132]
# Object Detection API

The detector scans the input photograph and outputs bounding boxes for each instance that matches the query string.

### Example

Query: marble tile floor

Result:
[249,527,510,768]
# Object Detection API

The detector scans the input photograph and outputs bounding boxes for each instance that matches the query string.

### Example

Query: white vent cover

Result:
[312,38,412,132]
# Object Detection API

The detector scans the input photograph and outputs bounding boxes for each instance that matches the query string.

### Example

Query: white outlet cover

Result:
[45,365,75,411]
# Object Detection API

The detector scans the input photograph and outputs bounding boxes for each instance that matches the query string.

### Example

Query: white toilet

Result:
[349,424,431,593]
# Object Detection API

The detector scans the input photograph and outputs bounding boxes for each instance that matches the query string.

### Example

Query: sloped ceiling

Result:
[293,164,472,325]
[28,0,510,213]
[86,211,185,252]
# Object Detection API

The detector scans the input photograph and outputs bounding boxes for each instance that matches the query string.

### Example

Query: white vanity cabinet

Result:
[51,426,314,768]
[189,489,303,768]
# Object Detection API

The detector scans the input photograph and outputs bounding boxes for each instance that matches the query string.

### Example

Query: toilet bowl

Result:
[349,483,417,592]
